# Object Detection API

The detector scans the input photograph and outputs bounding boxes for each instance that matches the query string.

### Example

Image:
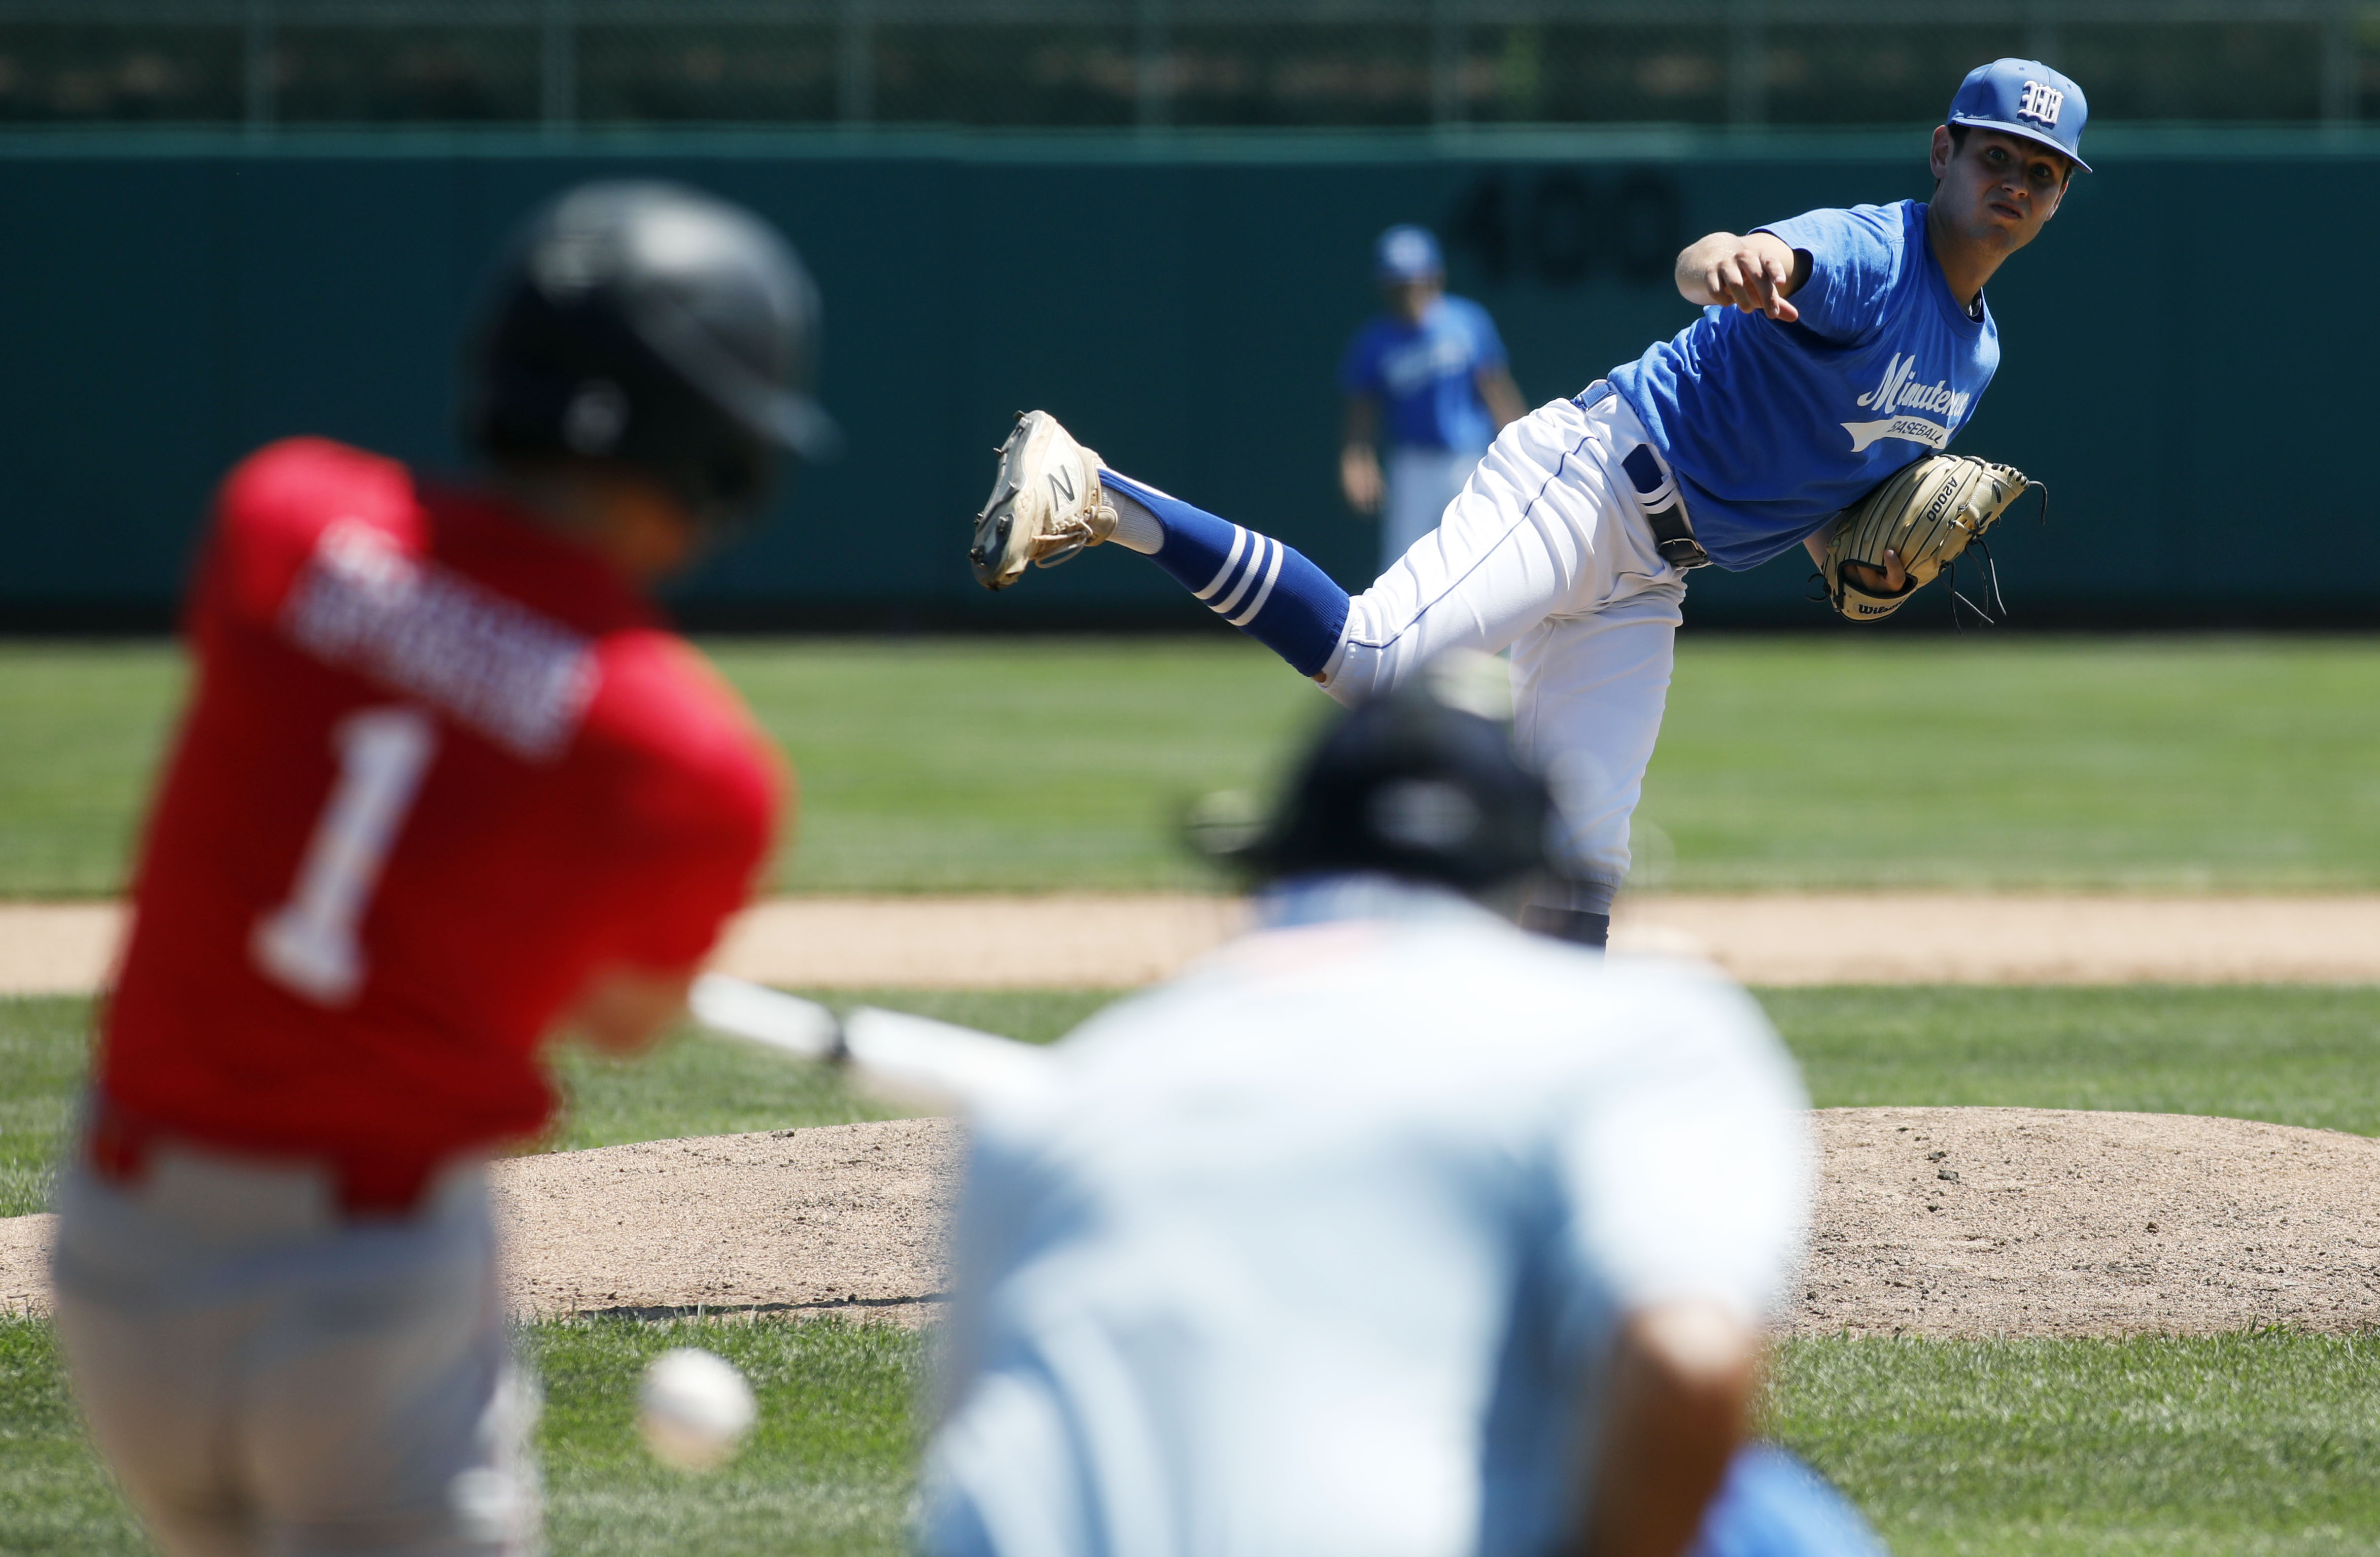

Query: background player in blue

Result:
[1339,225,1527,570]
[970,57,2087,948]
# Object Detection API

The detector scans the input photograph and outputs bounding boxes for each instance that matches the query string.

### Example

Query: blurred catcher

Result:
[50,181,831,1557]
[922,661,1883,1557]
[970,59,2087,948]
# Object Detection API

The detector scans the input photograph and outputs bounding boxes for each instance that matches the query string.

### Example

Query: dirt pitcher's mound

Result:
[1797,1107,2380,1337]
[9,1110,2380,1335]
[495,1120,962,1322]
[497,1110,2380,1335]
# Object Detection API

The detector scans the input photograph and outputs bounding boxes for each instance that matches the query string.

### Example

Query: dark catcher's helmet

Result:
[462,180,839,536]
[1254,662,1553,894]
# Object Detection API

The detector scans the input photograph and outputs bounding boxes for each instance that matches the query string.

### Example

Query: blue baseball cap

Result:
[1374,225,1443,283]
[1947,58,2090,173]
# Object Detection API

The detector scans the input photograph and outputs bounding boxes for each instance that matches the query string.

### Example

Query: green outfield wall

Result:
[0,127,2366,630]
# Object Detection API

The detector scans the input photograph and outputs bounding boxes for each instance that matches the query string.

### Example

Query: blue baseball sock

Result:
[1100,470,1349,678]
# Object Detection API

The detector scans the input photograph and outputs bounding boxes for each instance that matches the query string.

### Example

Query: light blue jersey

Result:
[1340,295,1508,453]
[922,877,1810,1557]
[1608,199,1999,571]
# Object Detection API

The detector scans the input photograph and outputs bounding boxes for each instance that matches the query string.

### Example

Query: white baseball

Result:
[636,1347,757,1472]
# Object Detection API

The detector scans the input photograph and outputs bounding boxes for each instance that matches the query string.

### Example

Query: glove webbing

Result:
[1946,479,2049,628]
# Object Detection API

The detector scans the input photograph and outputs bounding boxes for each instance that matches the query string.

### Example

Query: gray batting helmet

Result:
[463,180,840,537]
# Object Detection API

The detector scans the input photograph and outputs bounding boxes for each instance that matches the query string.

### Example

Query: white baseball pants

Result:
[50,1146,539,1557]
[1377,445,1481,572]
[1320,389,1686,912]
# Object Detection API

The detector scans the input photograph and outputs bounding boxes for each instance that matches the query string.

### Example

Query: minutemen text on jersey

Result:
[1608,199,2000,570]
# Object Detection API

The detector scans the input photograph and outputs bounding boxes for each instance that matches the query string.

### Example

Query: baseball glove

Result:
[1823,455,2032,622]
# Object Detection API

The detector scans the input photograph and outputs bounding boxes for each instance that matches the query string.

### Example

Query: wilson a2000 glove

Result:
[1823,455,2033,622]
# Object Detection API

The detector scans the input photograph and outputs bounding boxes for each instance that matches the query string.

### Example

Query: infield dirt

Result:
[8,892,2380,992]
[8,1108,2379,1336]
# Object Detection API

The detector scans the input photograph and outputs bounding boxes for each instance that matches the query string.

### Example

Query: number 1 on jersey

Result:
[252,706,438,1006]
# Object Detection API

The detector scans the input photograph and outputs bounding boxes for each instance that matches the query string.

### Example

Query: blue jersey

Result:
[1608,200,1999,571]
[1339,295,1508,453]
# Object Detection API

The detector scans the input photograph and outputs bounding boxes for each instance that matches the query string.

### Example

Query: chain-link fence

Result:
[0,1,2370,128]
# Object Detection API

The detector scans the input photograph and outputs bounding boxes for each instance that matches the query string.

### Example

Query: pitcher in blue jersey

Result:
[969,58,2087,948]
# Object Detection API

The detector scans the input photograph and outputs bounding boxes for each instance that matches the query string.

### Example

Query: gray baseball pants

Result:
[49,1144,539,1557]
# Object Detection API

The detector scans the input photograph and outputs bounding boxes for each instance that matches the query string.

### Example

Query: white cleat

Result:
[970,409,1118,591]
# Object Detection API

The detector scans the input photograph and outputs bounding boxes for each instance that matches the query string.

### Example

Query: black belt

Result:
[1620,445,1711,572]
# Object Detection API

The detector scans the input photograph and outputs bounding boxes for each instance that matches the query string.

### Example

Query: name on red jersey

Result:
[282,520,597,761]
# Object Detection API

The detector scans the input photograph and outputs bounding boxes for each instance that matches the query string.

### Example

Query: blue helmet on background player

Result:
[1373,223,1444,284]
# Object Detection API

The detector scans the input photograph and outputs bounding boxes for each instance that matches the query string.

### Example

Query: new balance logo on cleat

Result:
[968,408,1118,591]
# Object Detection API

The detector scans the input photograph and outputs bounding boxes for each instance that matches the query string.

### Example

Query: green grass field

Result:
[0,646,185,898]
[1636,635,2380,893]
[6,635,2380,895]
[8,634,2380,1553]
[1767,1332,2380,1556]
[10,1317,2379,1557]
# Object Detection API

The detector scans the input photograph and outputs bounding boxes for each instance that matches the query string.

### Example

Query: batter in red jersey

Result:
[52,181,837,1557]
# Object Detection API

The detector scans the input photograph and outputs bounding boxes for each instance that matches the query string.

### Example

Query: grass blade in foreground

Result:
[0,1316,149,1555]
[1770,1332,2380,1556]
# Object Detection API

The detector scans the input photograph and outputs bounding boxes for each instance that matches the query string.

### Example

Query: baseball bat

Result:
[686,973,1056,1114]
